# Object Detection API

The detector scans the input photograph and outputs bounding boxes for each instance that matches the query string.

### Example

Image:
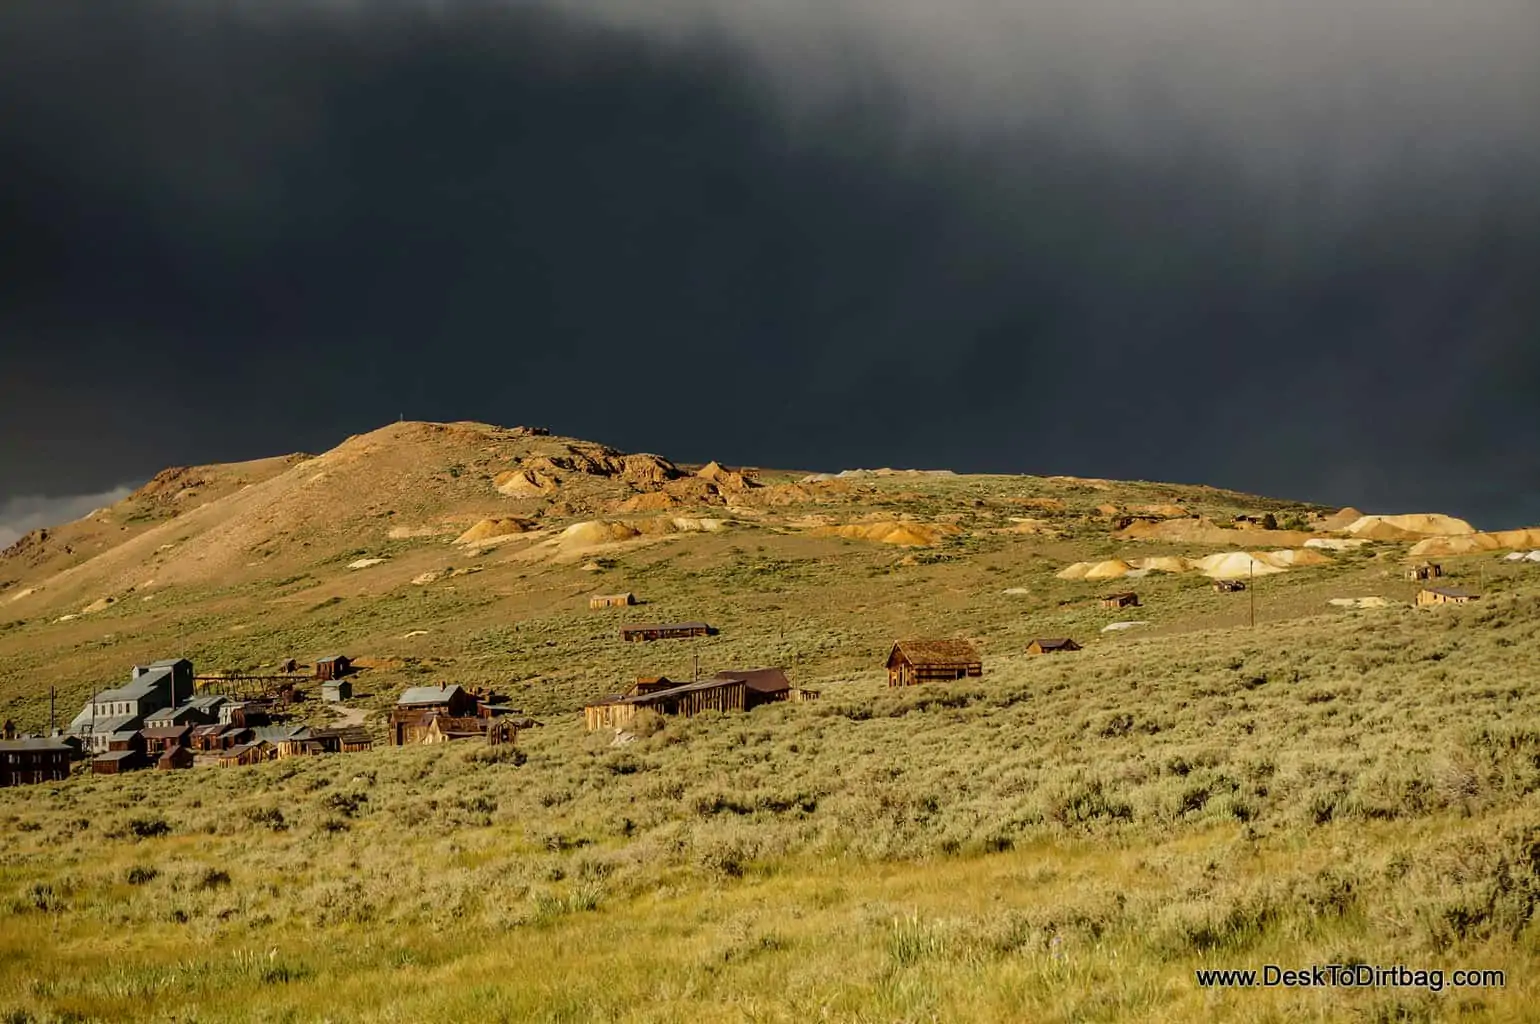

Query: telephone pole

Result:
[1249,560,1255,628]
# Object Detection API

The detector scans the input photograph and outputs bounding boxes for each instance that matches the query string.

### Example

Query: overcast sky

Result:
[2,0,1537,531]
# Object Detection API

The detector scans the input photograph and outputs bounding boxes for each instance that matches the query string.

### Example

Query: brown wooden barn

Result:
[589,593,637,610]
[0,737,73,786]
[619,622,714,642]
[1100,592,1140,610]
[1213,579,1247,593]
[140,725,193,756]
[156,745,195,770]
[1407,563,1444,581]
[314,655,352,681]
[1027,638,1081,655]
[1417,586,1479,607]
[885,640,983,687]
[92,749,146,774]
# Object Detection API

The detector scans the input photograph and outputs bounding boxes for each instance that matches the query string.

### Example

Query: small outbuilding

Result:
[1027,638,1081,655]
[92,749,146,775]
[314,655,352,681]
[321,679,352,703]
[217,741,274,767]
[156,745,195,770]
[140,725,193,756]
[620,622,715,642]
[1100,592,1140,610]
[1416,586,1479,607]
[1213,580,1247,593]
[1406,563,1443,582]
[886,639,983,687]
[589,593,637,610]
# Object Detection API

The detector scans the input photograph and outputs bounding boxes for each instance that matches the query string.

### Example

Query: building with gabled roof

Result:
[1417,586,1479,607]
[0,737,74,786]
[886,639,983,687]
[1027,638,1081,655]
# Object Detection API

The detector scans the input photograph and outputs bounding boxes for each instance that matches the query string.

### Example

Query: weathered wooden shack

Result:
[1417,586,1479,607]
[156,745,195,770]
[314,655,352,681]
[712,668,813,708]
[390,684,479,745]
[336,726,373,752]
[589,593,637,610]
[321,679,352,703]
[217,741,274,767]
[886,639,983,687]
[92,749,146,774]
[1100,592,1140,610]
[584,676,748,731]
[140,725,193,756]
[0,737,73,786]
[1407,563,1444,582]
[1027,638,1081,655]
[619,622,714,642]
[1213,579,1247,593]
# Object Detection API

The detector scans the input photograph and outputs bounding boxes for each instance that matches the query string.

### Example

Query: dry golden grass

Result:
[2,422,1538,1022]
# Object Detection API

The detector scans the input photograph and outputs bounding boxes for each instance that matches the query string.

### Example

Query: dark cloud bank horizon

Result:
[2,0,1538,530]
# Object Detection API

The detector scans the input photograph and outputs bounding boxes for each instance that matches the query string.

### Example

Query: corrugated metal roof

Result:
[713,668,791,694]
[398,684,465,706]
[0,738,74,752]
[316,654,349,663]
[889,639,982,667]
[71,714,141,736]
[1032,638,1078,650]
[613,677,745,706]
[1428,587,1480,598]
[93,750,140,762]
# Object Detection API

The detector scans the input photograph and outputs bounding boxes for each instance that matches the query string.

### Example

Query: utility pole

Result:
[1249,560,1256,628]
[49,686,56,735]
[693,651,700,682]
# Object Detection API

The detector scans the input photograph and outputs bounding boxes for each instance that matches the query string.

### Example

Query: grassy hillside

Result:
[2,421,1537,1023]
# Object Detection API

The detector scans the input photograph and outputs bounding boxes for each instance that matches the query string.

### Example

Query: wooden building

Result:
[156,745,195,770]
[584,676,748,731]
[1213,580,1247,593]
[1407,563,1443,582]
[321,679,352,703]
[619,622,714,642]
[0,737,74,787]
[1417,586,1479,607]
[92,749,146,774]
[190,724,251,752]
[140,725,193,756]
[1027,638,1081,655]
[1100,592,1140,610]
[589,593,637,610]
[217,741,274,767]
[885,639,983,688]
[314,655,352,681]
[712,668,812,708]
[336,727,373,752]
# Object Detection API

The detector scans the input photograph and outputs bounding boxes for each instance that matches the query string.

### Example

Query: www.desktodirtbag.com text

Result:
[1195,964,1504,993]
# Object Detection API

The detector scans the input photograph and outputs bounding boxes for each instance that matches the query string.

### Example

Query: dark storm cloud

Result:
[1,0,1537,526]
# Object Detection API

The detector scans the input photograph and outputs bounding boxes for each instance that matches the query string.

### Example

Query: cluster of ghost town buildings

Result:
[0,657,370,783]
[0,656,530,787]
